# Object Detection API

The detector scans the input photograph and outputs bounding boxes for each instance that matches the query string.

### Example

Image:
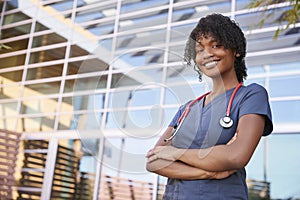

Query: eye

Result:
[212,45,223,49]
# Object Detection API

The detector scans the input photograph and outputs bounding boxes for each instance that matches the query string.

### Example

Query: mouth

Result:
[204,61,218,68]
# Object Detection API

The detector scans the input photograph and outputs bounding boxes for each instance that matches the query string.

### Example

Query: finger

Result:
[147,154,158,163]
[146,150,155,158]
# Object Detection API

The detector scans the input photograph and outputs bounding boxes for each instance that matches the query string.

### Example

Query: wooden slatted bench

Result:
[0,129,22,199]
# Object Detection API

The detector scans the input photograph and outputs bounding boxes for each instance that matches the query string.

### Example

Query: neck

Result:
[210,78,240,96]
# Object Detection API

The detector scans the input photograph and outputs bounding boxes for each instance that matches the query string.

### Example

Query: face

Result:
[195,35,237,80]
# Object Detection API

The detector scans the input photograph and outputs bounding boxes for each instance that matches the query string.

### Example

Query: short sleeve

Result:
[239,84,273,136]
[168,102,189,127]
[169,105,183,127]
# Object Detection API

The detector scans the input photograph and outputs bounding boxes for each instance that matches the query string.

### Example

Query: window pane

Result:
[268,134,300,198]
[0,70,23,82]
[35,22,49,32]
[114,49,165,68]
[269,75,300,98]
[271,100,300,123]
[32,33,67,48]
[29,47,66,63]
[69,44,89,58]
[3,12,30,25]
[0,85,21,99]
[18,116,56,132]
[61,93,105,112]
[58,113,102,130]
[116,29,166,52]
[1,38,29,52]
[172,1,231,23]
[26,65,64,80]
[0,117,17,130]
[70,58,108,74]
[24,81,61,96]
[0,101,18,117]
[1,23,31,39]
[21,98,58,115]
[65,76,107,93]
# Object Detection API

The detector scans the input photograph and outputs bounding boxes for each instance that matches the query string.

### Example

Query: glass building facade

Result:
[0,0,299,199]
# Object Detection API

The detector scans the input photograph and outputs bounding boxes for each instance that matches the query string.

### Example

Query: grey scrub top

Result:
[163,83,273,200]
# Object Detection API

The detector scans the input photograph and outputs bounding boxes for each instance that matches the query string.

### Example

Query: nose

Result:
[202,48,213,59]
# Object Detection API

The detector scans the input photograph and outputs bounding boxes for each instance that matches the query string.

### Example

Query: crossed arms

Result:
[146,114,265,180]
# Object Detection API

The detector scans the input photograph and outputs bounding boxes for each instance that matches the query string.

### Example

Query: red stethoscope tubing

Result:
[176,92,210,127]
[226,82,243,116]
[164,82,243,142]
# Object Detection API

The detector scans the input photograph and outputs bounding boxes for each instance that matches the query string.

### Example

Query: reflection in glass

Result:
[0,101,18,117]
[29,47,66,64]
[120,0,168,14]
[1,38,29,52]
[0,117,17,130]
[106,108,165,133]
[58,112,102,130]
[0,54,26,69]
[269,75,300,97]
[32,33,67,47]
[20,98,58,115]
[64,76,107,93]
[0,70,23,82]
[3,11,30,25]
[0,85,21,99]
[35,22,49,32]
[164,84,195,105]
[69,44,89,58]
[1,23,31,39]
[18,115,55,132]
[24,81,61,96]
[26,65,64,80]
[61,93,105,112]
[73,58,109,74]
[172,1,231,23]
[114,49,165,68]
[116,29,167,51]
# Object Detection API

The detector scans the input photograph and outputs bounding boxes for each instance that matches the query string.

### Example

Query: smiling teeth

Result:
[204,61,218,68]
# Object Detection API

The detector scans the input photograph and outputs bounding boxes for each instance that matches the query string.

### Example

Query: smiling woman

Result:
[146,13,273,200]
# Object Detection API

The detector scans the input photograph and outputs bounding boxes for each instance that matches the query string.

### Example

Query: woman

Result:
[146,13,273,199]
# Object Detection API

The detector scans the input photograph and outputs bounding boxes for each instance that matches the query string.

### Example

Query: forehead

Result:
[196,35,217,45]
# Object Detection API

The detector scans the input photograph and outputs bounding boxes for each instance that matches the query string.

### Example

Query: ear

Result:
[235,53,240,57]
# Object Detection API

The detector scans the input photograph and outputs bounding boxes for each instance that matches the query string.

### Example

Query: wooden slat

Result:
[0,129,22,200]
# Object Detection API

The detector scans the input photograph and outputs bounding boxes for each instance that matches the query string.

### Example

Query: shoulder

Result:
[180,99,193,110]
[242,83,269,98]
[245,83,267,93]
[237,83,270,106]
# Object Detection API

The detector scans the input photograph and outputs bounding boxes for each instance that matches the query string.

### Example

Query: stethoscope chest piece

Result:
[164,82,242,142]
[219,116,233,128]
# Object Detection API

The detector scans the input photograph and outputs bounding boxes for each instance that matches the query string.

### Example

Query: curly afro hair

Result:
[184,13,247,83]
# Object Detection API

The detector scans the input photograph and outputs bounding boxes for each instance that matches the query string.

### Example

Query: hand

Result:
[146,146,184,163]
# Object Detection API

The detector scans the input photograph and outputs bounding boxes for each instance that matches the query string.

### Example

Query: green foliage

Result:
[0,43,12,50]
[247,0,299,39]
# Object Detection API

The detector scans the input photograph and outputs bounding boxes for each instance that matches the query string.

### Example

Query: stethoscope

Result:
[164,82,243,142]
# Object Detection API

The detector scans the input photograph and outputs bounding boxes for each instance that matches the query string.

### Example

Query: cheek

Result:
[195,54,203,64]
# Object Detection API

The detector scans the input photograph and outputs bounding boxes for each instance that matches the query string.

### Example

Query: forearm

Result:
[178,145,240,172]
[178,115,264,171]
[147,115,264,172]
[147,158,213,180]
[146,158,233,180]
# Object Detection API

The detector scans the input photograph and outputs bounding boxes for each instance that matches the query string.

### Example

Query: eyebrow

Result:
[196,38,218,47]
